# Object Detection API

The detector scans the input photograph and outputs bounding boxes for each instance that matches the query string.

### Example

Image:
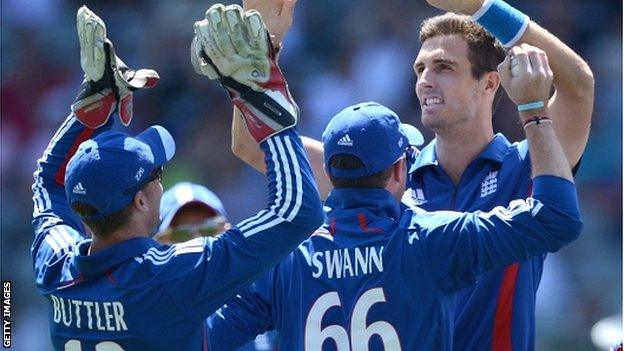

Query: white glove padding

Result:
[72,6,159,128]
[191,4,298,143]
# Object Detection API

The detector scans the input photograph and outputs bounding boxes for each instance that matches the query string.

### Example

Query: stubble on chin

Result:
[421,112,447,133]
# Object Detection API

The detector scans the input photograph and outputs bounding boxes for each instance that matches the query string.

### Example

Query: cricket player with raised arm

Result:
[198,6,583,349]
[30,6,323,351]
[232,1,594,349]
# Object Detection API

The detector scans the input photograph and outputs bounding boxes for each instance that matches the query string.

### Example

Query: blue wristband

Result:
[472,0,529,47]
[517,101,545,112]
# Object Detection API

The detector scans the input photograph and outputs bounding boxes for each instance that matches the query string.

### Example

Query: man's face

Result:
[414,35,481,133]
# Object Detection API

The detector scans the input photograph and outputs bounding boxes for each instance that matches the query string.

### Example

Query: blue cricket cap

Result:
[158,182,227,232]
[322,102,423,179]
[65,126,176,220]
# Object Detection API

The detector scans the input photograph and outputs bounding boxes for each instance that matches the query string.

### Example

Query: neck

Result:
[88,224,150,254]
[434,121,494,185]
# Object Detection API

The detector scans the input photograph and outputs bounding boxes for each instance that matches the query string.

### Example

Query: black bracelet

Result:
[522,116,552,128]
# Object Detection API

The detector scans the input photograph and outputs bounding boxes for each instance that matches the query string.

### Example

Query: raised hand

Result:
[72,6,159,128]
[191,4,298,143]
[243,0,297,51]
[497,44,553,111]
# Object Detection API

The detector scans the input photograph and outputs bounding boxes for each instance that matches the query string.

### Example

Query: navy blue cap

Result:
[65,126,176,220]
[322,102,423,179]
[158,182,227,232]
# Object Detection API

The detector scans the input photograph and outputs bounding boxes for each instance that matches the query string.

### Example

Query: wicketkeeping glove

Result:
[191,4,298,143]
[71,6,159,129]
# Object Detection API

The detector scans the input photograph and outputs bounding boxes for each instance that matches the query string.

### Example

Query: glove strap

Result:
[72,41,160,129]
[202,50,298,142]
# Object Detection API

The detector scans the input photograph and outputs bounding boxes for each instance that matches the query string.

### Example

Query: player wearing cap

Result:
[205,42,583,349]
[30,6,323,351]
[232,1,594,349]
[155,182,230,244]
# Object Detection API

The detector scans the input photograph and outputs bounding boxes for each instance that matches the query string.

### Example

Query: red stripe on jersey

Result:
[54,127,95,185]
[357,213,383,233]
[492,262,520,351]
[491,182,531,350]
[328,219,336,235]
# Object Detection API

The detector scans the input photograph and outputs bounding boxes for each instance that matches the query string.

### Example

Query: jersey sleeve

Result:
[31,113,114,286]
[164,128,324,320]
[406,175,582,292]
[206,272,274,350]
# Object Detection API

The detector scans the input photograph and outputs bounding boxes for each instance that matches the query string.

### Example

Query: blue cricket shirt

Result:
[30,114,323,351]
[206,166,582,349]
[407,134,557,351]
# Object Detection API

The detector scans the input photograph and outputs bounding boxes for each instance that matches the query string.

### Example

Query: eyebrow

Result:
[414,58,458,69]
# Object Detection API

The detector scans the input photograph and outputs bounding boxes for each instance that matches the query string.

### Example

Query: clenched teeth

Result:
[424,97,444,106]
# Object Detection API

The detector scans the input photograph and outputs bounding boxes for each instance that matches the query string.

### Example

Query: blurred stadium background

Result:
[1,0,621,349]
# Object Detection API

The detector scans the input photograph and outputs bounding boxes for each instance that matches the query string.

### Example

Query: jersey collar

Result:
[325,188,401,222]
[409,133,511,174]
[73,237,159,276]
[477,133,511,163]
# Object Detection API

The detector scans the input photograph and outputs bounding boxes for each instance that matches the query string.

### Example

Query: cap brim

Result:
[400,123,424,147]
[136,125,176,167]
[158,201,220,233]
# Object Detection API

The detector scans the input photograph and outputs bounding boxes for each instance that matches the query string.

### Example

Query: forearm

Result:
[172,131,323,314]
[521,24,594,167]
[300,136,332,199]
[235,128,323,266]
[231,108,266,172]
[466,0,594,166]
[519,23,594,99]
[522,110,573,181]
[232,108,333,199]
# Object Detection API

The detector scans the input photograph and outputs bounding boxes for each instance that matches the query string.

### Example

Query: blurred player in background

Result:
[155,182,229,244]
[198,10,584,344]
[234,0,594,349]
[30,6,323,350]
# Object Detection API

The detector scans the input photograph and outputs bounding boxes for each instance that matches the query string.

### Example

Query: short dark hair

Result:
[327,154,393,189]
[419,13,506,111]
[72,201,134,238]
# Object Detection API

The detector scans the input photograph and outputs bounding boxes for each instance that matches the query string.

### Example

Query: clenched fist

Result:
[498,44,553,110]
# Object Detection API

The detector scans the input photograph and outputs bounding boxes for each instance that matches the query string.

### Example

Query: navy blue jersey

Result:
[407,134,549,350]
[31,114,323,351]
[206,174,581,350]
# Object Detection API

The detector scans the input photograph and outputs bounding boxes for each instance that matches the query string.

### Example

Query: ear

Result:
[133,190,150,213]
[391,159,406,183]
[483,71,501,96]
